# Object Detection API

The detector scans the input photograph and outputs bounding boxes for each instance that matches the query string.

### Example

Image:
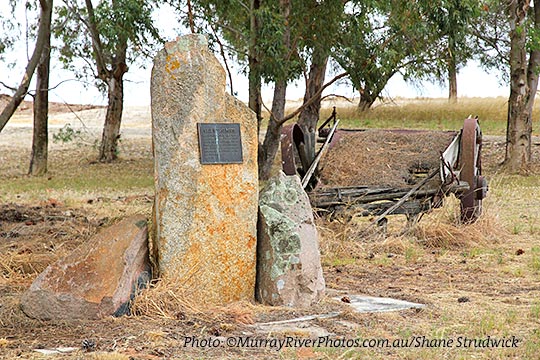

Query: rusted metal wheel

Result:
[281,124,306,176]
[459,117,485,223]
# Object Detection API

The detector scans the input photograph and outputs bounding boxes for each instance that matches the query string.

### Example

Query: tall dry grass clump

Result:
[131,278,256,325]
[413,195,507,248]
[316,192,507,261]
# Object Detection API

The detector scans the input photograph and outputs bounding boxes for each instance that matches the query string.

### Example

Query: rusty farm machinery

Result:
[281,109,488,227]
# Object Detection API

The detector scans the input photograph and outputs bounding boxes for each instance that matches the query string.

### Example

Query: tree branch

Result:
[0,0,53,133]
[0,81,18,92]
[83,0,109,79]
[320,94,353,103]
[278,72,348,125]
[210,23,235,96]
[232,0,250,13]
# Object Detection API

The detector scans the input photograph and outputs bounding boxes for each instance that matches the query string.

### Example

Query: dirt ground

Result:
[1,103,540,359]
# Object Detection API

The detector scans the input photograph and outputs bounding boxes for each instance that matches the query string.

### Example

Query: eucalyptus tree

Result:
[470,0,509,73]
[56,0,161,162]
[334,0,440,111]
[416,0,479,102]
[0,1,54,175]
[296,0,346,163]
[29,0,54,175]
[255,0,348,179]
[472,0,540,171]
[504,0,540,171]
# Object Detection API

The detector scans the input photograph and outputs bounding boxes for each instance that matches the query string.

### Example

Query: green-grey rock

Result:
[256,172,325,306]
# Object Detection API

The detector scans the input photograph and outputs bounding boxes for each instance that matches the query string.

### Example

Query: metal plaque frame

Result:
[197,123,243,164]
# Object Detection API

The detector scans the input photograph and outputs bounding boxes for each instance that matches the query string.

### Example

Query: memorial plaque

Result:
[197,123,243,164]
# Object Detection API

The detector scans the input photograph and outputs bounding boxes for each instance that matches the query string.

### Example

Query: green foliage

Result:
[54,0,162,88]
[409,0,480,82]
[52,123,82,144]
[334,1,428,108]
[0,2,22,61]
[173,0,344,84]
[255,5,298,82]
[94,0,161,59]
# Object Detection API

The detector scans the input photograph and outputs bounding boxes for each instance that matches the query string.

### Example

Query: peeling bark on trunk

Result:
[505,0,533,172]
[29,0,53,176]
[99,74,125,162]
[298,53,328,164]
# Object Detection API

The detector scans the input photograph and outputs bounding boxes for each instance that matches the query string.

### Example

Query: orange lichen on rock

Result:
[151,34,258,305]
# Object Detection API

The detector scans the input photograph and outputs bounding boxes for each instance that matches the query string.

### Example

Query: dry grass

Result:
[413,195,508,248]
[132,278,256,325]
[317,193,507,265]
[319,97,540,136]
[88,353,130,360]
[319,129,454,188]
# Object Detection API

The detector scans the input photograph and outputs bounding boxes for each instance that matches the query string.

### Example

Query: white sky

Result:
[0,2,509,107]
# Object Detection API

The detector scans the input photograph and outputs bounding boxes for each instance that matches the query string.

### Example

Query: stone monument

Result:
[151,34,258,304]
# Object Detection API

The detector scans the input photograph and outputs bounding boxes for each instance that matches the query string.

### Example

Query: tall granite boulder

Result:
[256,172,325,307]
[20,215,151,320]
[151,34,258,304]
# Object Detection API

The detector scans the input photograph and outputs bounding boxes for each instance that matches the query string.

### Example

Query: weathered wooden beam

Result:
[310,182,468,208]
[329,199,432,217]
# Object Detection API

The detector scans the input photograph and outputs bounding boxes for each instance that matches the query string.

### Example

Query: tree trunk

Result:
[249,0,262,134]
[84,0,128,163]
[505,0,531,172]
[358,90,376,112]
[248,59,262,133]
[526,0,540,115]
[29,0,53,176]
[448,40,458,103]
[0,0,53,133]
[258,0,291,180]
[298,52,328,164]
[259,80,287,180]
[99,74,125,162]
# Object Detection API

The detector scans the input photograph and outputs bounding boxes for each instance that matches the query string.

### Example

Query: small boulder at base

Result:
[21,215,151,320]
[256,172,325,307]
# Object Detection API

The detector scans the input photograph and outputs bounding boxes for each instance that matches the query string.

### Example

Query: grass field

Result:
[0,97,539,359]
[320,96,540,136]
